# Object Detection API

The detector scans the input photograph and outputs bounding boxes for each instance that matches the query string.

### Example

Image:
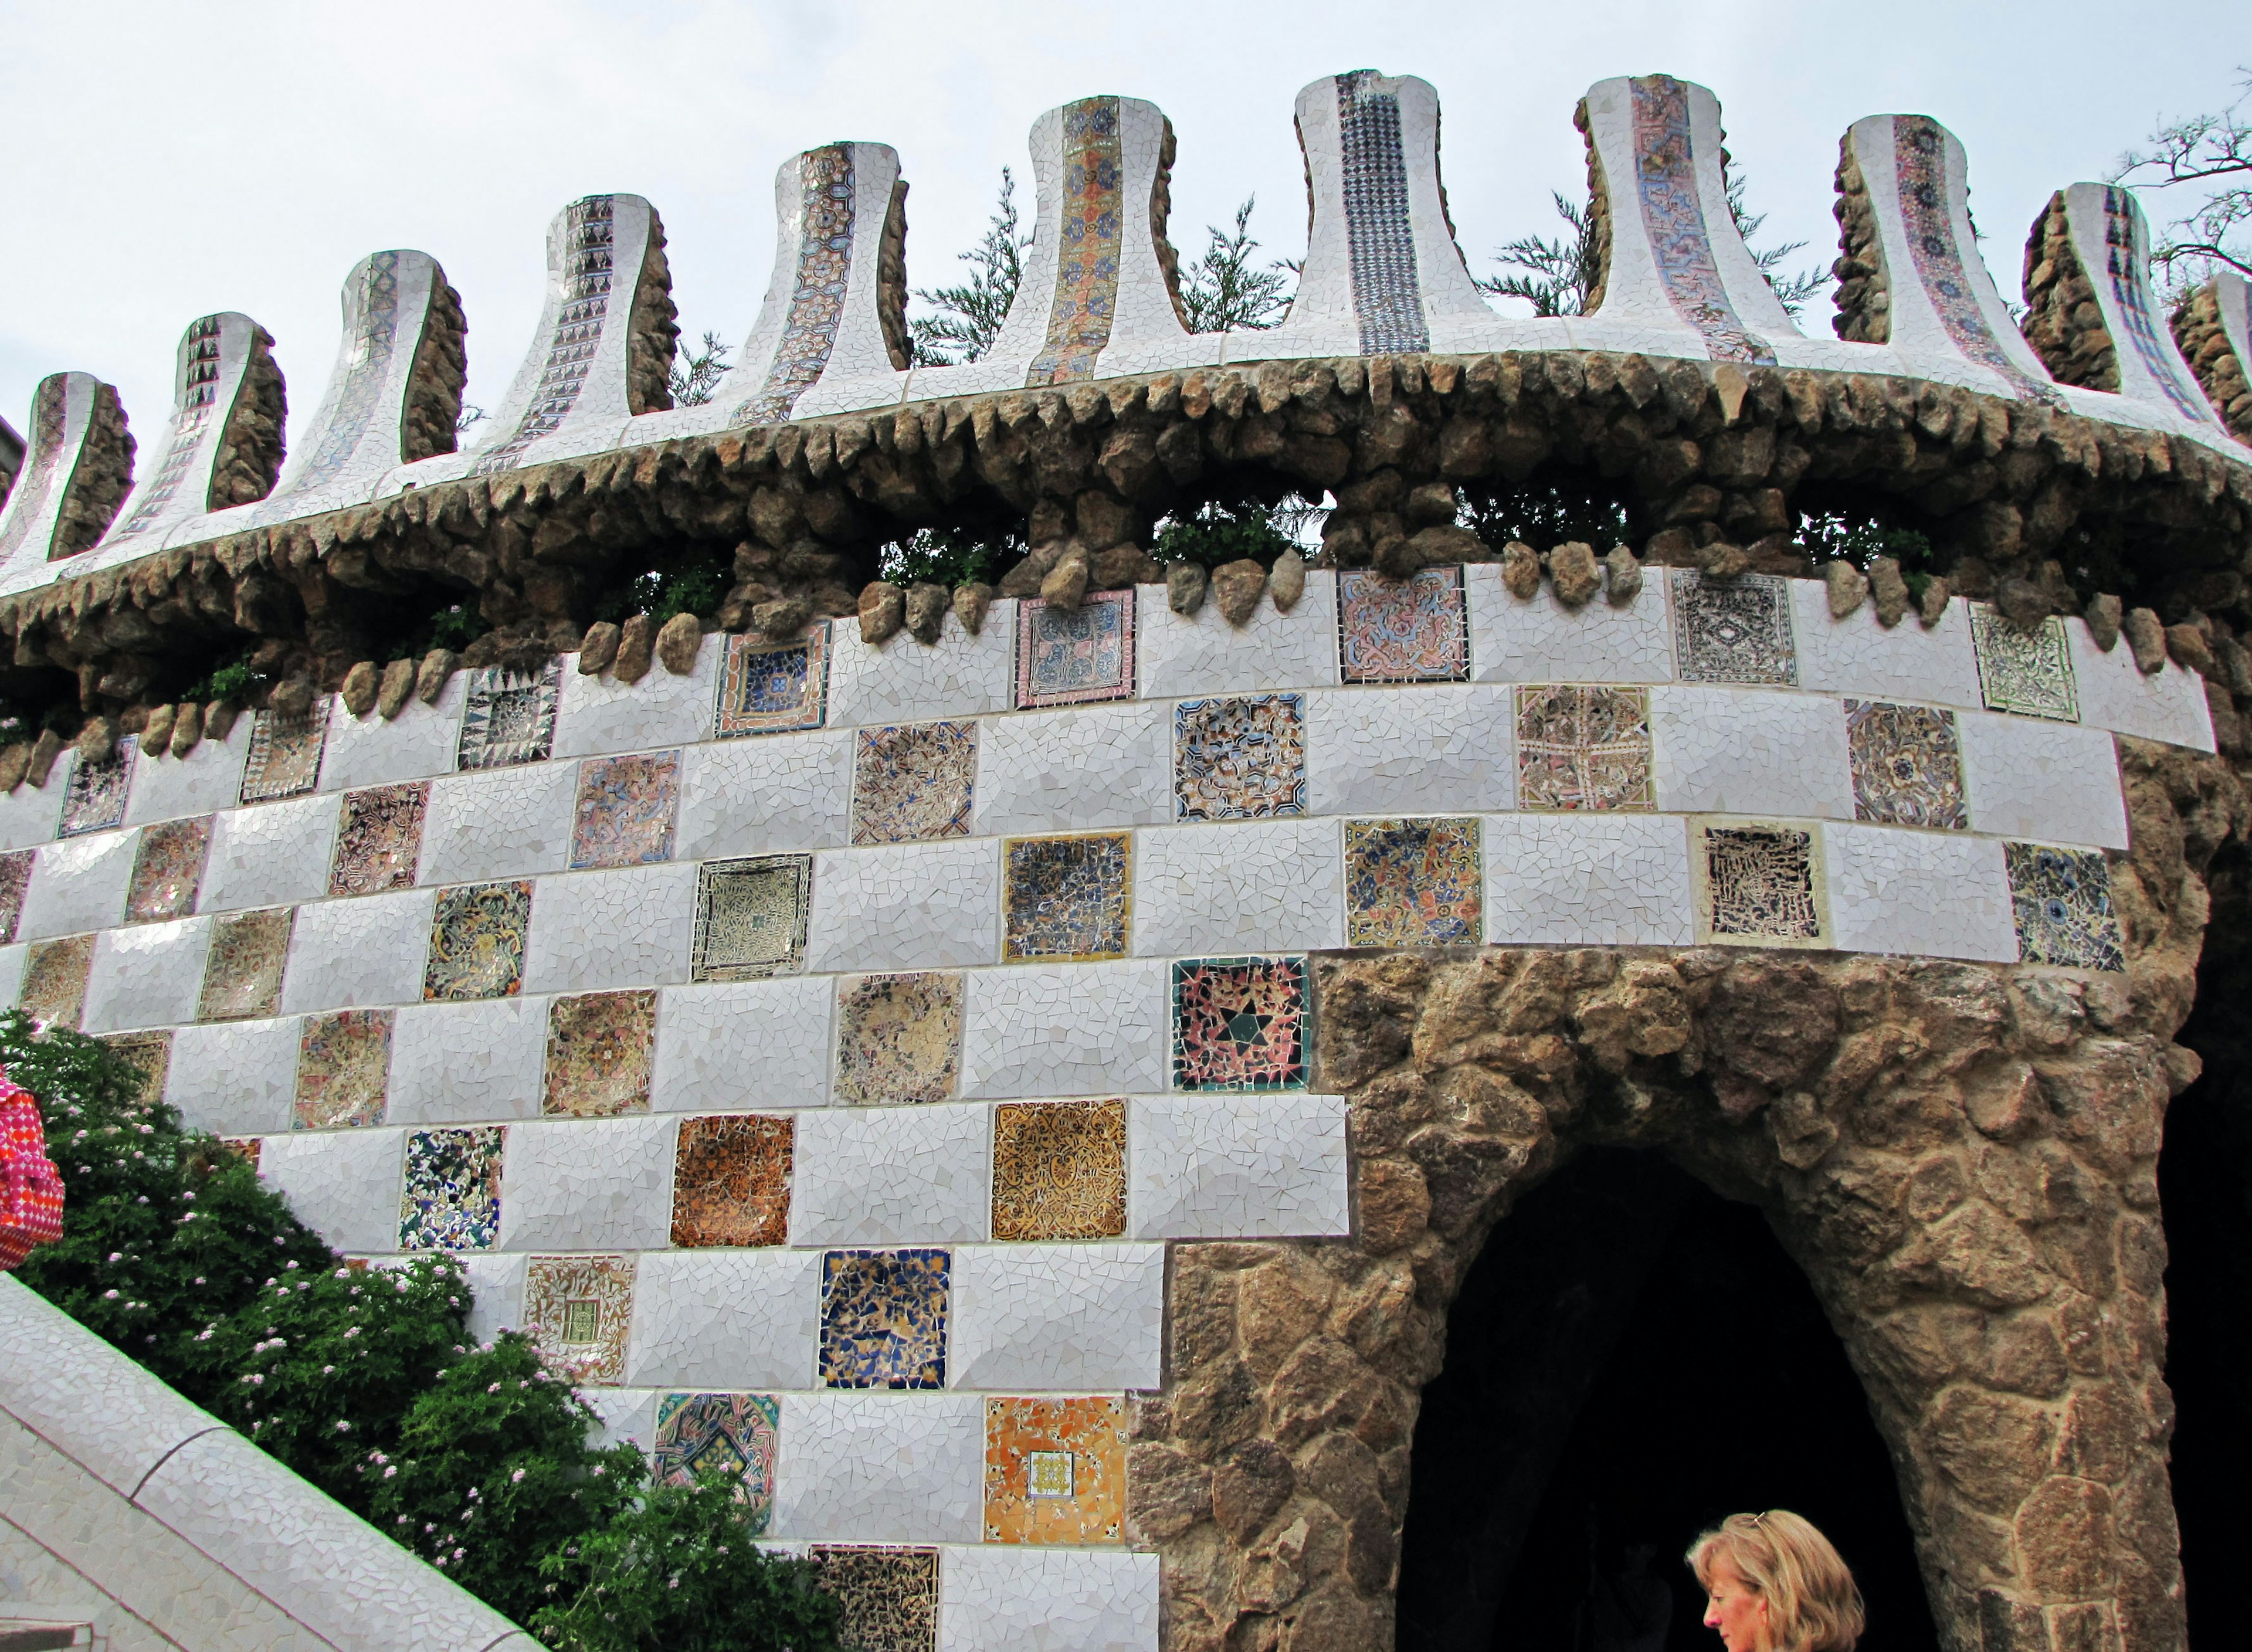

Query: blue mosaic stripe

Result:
[476,196,618,476]
[1334,72,1429,356]
[111,315,227,542]
[2100,187,2219,426]
[1628,75,1774,367]
[738,146,857,425]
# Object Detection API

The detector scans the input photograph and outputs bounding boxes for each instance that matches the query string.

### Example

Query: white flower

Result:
[511,1468,527,1483]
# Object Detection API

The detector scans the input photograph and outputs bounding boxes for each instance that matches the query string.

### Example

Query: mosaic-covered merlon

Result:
[1832,114,2062,402]
[2173,269,2252,443]
[0,371,132,571]
[1577,74,1802,364]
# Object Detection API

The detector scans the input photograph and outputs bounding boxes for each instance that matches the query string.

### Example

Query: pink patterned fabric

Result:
[0,1071,64,1270]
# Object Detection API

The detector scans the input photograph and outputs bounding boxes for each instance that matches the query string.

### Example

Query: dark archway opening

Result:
[1397,1148,1937,1651]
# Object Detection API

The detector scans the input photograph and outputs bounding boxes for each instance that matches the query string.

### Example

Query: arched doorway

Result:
[1396,1148,1938,1651]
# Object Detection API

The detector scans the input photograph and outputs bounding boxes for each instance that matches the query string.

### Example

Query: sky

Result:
[1,0,2242,456]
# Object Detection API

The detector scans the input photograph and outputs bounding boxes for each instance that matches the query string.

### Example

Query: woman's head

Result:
[1687,1511,1865,1652]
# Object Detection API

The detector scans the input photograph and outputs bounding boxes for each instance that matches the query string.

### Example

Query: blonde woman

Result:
[1687,1511,1867,1652]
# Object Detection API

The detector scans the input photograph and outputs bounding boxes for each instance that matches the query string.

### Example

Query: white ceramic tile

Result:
[1304,684,1517,816]
[1135,573,1340,698]
[0,775,64,849]
[828,612,1018,727]
[623,1248,822,1390]
[805,841,998,973]
[123,722,251,825]
[791,1102,990,1246]
[555,633,724,758]
[938,1546,1159,1652]
[420,762,577,887]
[1132,820,1343,955]
[200,795,338,912]
[1466,563,1676,683]
[772,1392,983,1542]
[521,864,697,993]
[1482,813,1697,947]
[389,998,548,1124]
[280,888,435,1013]
[20,832,135,939]
[316,673,467,792]
[1130,1093,1349,1240]
[650,976,832,1112]
[675,730,852,861]
[458,1251,528,1342]
[972,702,1171,836]
[500,1116,677,1252]
[1958,712,2129,850]
[259,1127,407,1254]
[82,917,209,1032]
[949,1243,1164,1391]
[1790,583,1983,708]
[0,944,25,1009]
[1824,822,2016,962]
[165,1018,299,1136]
[1651,686,1853,818]
[2067,623,2215,752]
[959,961,1168,1100]
[583,1386,663,1456]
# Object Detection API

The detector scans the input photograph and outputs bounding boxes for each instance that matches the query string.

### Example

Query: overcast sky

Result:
[2,0,2241,456]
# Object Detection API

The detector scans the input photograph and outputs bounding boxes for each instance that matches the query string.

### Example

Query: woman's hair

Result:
[1687,1511,1866,1652]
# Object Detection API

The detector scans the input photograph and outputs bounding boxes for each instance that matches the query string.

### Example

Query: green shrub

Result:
[1459,481,1633,551]
[592,547,732,626]
[181,653,264,706]
[1152,500,1299,569]
[880,525,1013,589]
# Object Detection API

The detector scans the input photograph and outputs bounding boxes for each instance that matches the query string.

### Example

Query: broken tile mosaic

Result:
[2004,842,2126,971]
[198,907,293,1022]
[571,751,680,869]
[1972,606,2079,722]
[1172,956,1310,1091]
[542,989,656,1117]
[423,880,532,1000]
[398,1125,503,1250]
[330,782,428,895]
[716,629,829,737]
[22,936,93,1029]
[294,1008,392,1129]
[984,1395,1125,1545]
[820,1247,949,1389]
[61,738,134,836]
[652,1392,779,1525]
[833,972,963,1105]
[693,854,810,981]
[1337,567,1469,683]
[242,706,330,802]
[126,817,211,923]
[1846,700,1968,830]
[101,1030,172,1109]
[990,1098,1127,1241]
[670,1114,793,1247]
[850,721,977,845]
[457,660,561,771]
[1002,833,1130,961]
[524,1254,633,1384]
[1671,570,1799,685]
[1514,684,1654,811]
[0,850,29,944]
[1343,818,1483,946]
[1174,694,1307,821]
[807,1547,938,1652]
[1699,822,1826,944]
[1016,589,1136,708]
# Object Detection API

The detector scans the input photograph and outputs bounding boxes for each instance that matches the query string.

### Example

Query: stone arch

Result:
[1126,738,2239,1652]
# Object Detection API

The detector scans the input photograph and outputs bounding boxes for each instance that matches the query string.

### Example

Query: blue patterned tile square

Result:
[1003,833,1130,961]
[1343,817,1482,945]
[398,1125,503,1251]
[716,628,829,737]
[852,722,976,845]
[571,751,680,869]
[820,1248,949,1389]
[1016,589,1135,708]
[2004,843,2124,971]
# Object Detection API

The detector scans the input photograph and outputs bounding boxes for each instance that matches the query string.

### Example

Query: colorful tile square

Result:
[198,908,293,1022]
[1338,567,1468,683]
[61,738,135,836]
[1174,694,1306,821]
[0,849,30,945]
[2005,843,2125,971]
[715,628,829,737]
[833,972,962,1105]
[820,1247,949,1389]
[652,1393,779,1525]
[1515,684,1654,811]
[330,782,428,895]
[423,881,532,1000]
[806,1547,938,1652]
[991,1098,1127,1241]
[1846,700,1968,829]
[670,1114,793,1247]
[542,990,656,1117]
[1016,588,1136,709]
[398,1125,504,1250]
[984,1395,1125,1544]
[127,816,211,923]
[1172,956,1310,1091]
[294,1008,392,1129]
[1696,822,1827,945]
[1671,570,1799,686]
[1002,833,1130,961]
[1972,606,2079,721]
[693,855,810,981]
[1344,818,1483,946]
[571,751,680,869]
[242,706,329,802]
[101,1030,172,1108]
[457,660,561,771]
[524,1254,633,1384]
[851,722,976,845]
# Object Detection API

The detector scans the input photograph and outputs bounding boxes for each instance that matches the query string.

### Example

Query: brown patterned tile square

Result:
[833,972,962,1105]
[330,783,428,895]
[806,1547,937,1652]
[669,1114,793,1247]
[542,990,656,1117]
[422,881,531,1000]
[19,935,93,1030]
[127,817,212,923]
[294,1009,393,1129]
[524,1254,633,1384]
[198,908,294,1022]
[991,1098,1126,1241]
